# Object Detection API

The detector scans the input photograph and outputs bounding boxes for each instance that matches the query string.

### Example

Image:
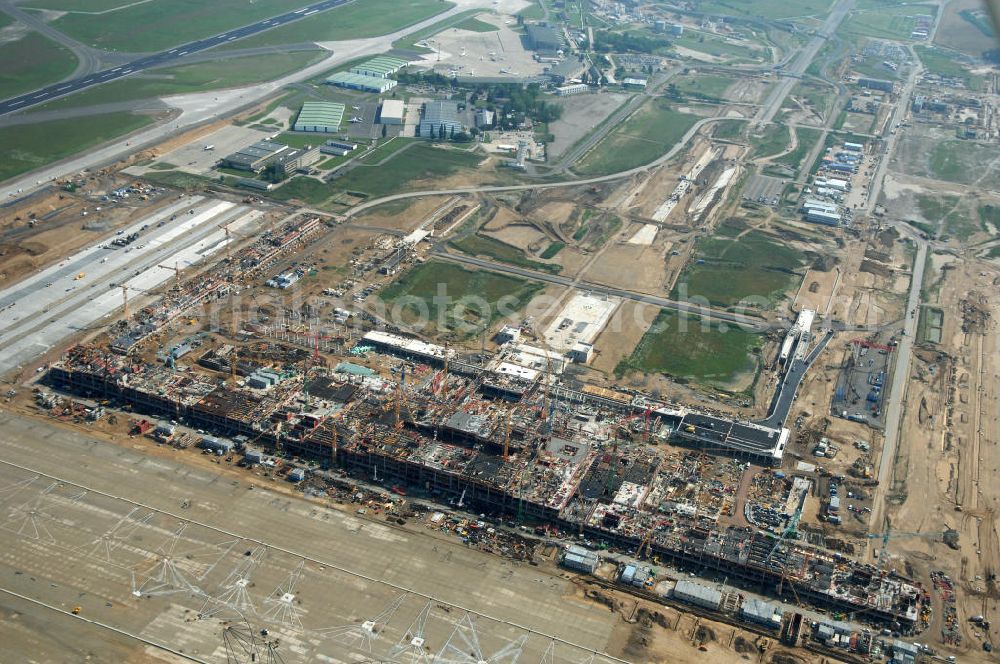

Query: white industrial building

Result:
[741,598,784,628]
[561,545,599,573]
[806,209,842,226]
[556,83,589,96]
[673,580,722,610]
[380,99,405,125]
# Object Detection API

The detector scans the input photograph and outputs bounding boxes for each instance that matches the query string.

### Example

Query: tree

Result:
[381,124,388,138]
[449,126,455,139]
[262,162,287,184]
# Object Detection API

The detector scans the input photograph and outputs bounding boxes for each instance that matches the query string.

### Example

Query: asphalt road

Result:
[432,247,770,332]
[753,0,854,127]
[0,0,356,117]
[759,330,834,429]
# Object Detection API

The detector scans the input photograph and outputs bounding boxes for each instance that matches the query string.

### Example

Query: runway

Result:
[0,0,356,117]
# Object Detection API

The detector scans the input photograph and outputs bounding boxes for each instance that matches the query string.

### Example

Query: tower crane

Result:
[119,284,149,321]
[157,261,182,291]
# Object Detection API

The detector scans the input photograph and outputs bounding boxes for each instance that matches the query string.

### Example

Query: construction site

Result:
[3,0,1000,662]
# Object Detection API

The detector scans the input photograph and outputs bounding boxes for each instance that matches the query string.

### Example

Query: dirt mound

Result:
[733,636,757,654]
[636,607,671,629]
[770,652,807,664]
[695,624,716,643]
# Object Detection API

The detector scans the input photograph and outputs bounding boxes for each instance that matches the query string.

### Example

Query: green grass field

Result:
[330,144,481,198]
[379,261,543,336]
[914,45,982,89]
[540,241,564,259]
[749,125,790,160]
[266,177,332,206]
[574,99,699,176]
[37,51,324,111]
[616,309,762,386]
[22,0,138,10]
[927,140,988,184]
[671,30,768,63]
[768,127,821,175]
[712,119,745,141]
[672,220,804,308]
[692,0,830,19]
[979,204,1000,233]
[450,235,561,274]
[842,4,937,41]
[0,112,155,183]
[917,194,979,240]
[0,32,78,100]
[227,0,454,50]
[517,1,546,20]
[454,16,497,32]
[51,0,321,51]
[671,74,736,101]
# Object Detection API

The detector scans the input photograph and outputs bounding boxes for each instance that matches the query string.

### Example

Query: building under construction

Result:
[47,329,923,631]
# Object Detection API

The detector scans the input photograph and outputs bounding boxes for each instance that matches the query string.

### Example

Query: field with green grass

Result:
[379,261,543,336]
[0,112,155,182]
[266,177,332,206]
[227,0,454,50]
[749,125,790,160]
[517,1,546,20]
[51,0,320,51]
[712,119,745,141]
[454,16,497,32]
[672,219,804,308]
[928,140,994,184]
[914,45,982,88]
[0,32,78,100]
[540,241,564,259]
[38,51,324,111]
[330,144,482,198]
[917,194,980,240]
[450,235,561,274]
[616,309,762,387]
[767,127,821,175]
[692,0,830,19]
[22,0,138,10]
[673,31,767,62]
[841,4,937,40]
[574,99,699,176]
[979,204,1000,233]
[671,74,736,101]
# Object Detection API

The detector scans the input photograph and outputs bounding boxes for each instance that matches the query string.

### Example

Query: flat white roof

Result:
[362,330,453,359]
[544,292,620,352]
[381,99,405,119]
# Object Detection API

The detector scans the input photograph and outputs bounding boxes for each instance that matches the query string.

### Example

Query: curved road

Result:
[0,0,105,80]
[344,116,735,218]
